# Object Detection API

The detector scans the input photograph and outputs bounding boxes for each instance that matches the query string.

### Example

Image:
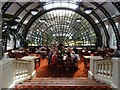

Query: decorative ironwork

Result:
[91,2,120,49]
[2,2,13,14]
[112,2,120,12]
[25,8,102,46]
[2,2,119,48]
[82,4,110,47]
[14,2,33,16]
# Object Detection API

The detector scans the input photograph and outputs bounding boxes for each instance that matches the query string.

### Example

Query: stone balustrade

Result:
[88,56,120,89]
[95,59,112,79]
[0,56,35,89]
[13,60,31,82]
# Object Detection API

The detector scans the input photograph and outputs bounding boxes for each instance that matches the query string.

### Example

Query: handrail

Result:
[94,58,111,61]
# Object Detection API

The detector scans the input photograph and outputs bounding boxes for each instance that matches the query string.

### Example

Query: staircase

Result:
[15,77,111,90]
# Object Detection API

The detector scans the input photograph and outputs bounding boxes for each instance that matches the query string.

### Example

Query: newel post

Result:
[88,56,103,79]
[111,58,120,89]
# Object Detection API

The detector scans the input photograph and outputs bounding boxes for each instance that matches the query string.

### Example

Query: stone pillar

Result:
[88,56,94,79]
[0,1,2,60]
[111,58,120,89]
[0,61,2,90]
[118,18,120,49]
[0,2,2,90]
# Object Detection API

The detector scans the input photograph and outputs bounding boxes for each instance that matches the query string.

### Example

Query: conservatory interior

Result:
[0,0,120,90]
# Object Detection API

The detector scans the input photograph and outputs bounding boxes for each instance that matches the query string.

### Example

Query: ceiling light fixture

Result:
[76,18,81,22]
[84,7,93,14]
[30,9,38,15]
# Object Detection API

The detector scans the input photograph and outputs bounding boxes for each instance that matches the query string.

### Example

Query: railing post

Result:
[88,56,103,79]
[111,58,120,89]
[1,58,15,88]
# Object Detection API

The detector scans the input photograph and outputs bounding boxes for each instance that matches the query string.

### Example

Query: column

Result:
[88,56,94,79]
[0,2,2,60]
[111,58,120,89]
[0,2,2,89]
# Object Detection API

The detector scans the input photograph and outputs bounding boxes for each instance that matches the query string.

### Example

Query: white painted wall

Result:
[0,60,2,90]
[2,58,15,88]
[0,2,2,89]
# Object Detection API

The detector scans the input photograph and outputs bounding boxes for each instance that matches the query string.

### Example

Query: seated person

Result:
[108,49,120,57]
[113,49,120,57]
[71,51,80,63]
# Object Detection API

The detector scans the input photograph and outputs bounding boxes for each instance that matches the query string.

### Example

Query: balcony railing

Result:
[95,59,112,79]
[13,60,31,82]
[88,56,120,88]
[1,56,35,89]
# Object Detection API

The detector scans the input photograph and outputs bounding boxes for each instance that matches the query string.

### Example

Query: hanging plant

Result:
[22,39,31,48]
[2,13,20,51]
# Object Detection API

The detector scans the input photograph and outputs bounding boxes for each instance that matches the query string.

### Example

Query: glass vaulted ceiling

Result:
[26,9,96,46]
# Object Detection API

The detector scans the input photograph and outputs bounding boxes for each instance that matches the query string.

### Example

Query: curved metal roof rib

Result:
[24,7,102,46]
[81,4,110,47]
[1,1,120,48]
[91,2,120,49]
[27,11,96,46]
[2,2,13,14]
[112,2,120,12]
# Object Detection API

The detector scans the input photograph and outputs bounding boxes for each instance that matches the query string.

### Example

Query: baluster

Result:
[106,62,109,78]
[16,62,20,79]
[101,62,104,77]
[100,62,102,76]
[22,63,26,77]
[103,62,107,77]
[13,62,17,80]
[107,62,112,79]
[98,62,101,75]
[24,63,29,77]
[19,62,22,79]
[96,62,99,75]
[110,62,113,78]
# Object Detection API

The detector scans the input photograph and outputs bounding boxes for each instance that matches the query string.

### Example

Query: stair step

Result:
[15,77,111,89]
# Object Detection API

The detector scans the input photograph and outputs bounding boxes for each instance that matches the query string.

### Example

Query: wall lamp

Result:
[84,7,93,14]
[30,9,39,15]
[76,18,82,22]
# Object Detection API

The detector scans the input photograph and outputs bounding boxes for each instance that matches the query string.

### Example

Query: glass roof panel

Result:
[43,3,78,10]
[27,9,96,46]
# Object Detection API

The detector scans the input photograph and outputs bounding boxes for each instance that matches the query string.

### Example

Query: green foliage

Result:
[23,39,31,48]
[2,13,20,51]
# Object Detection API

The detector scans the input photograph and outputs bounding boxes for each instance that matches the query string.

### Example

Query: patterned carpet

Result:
[36,58,88,77]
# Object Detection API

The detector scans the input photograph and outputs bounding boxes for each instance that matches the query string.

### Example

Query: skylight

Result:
[43,3,78,10]
[40,0,82,3]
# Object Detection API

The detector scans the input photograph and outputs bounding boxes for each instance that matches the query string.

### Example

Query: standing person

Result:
[73,47,79,54]
[71,51,80,68]
[48,48,54,66]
